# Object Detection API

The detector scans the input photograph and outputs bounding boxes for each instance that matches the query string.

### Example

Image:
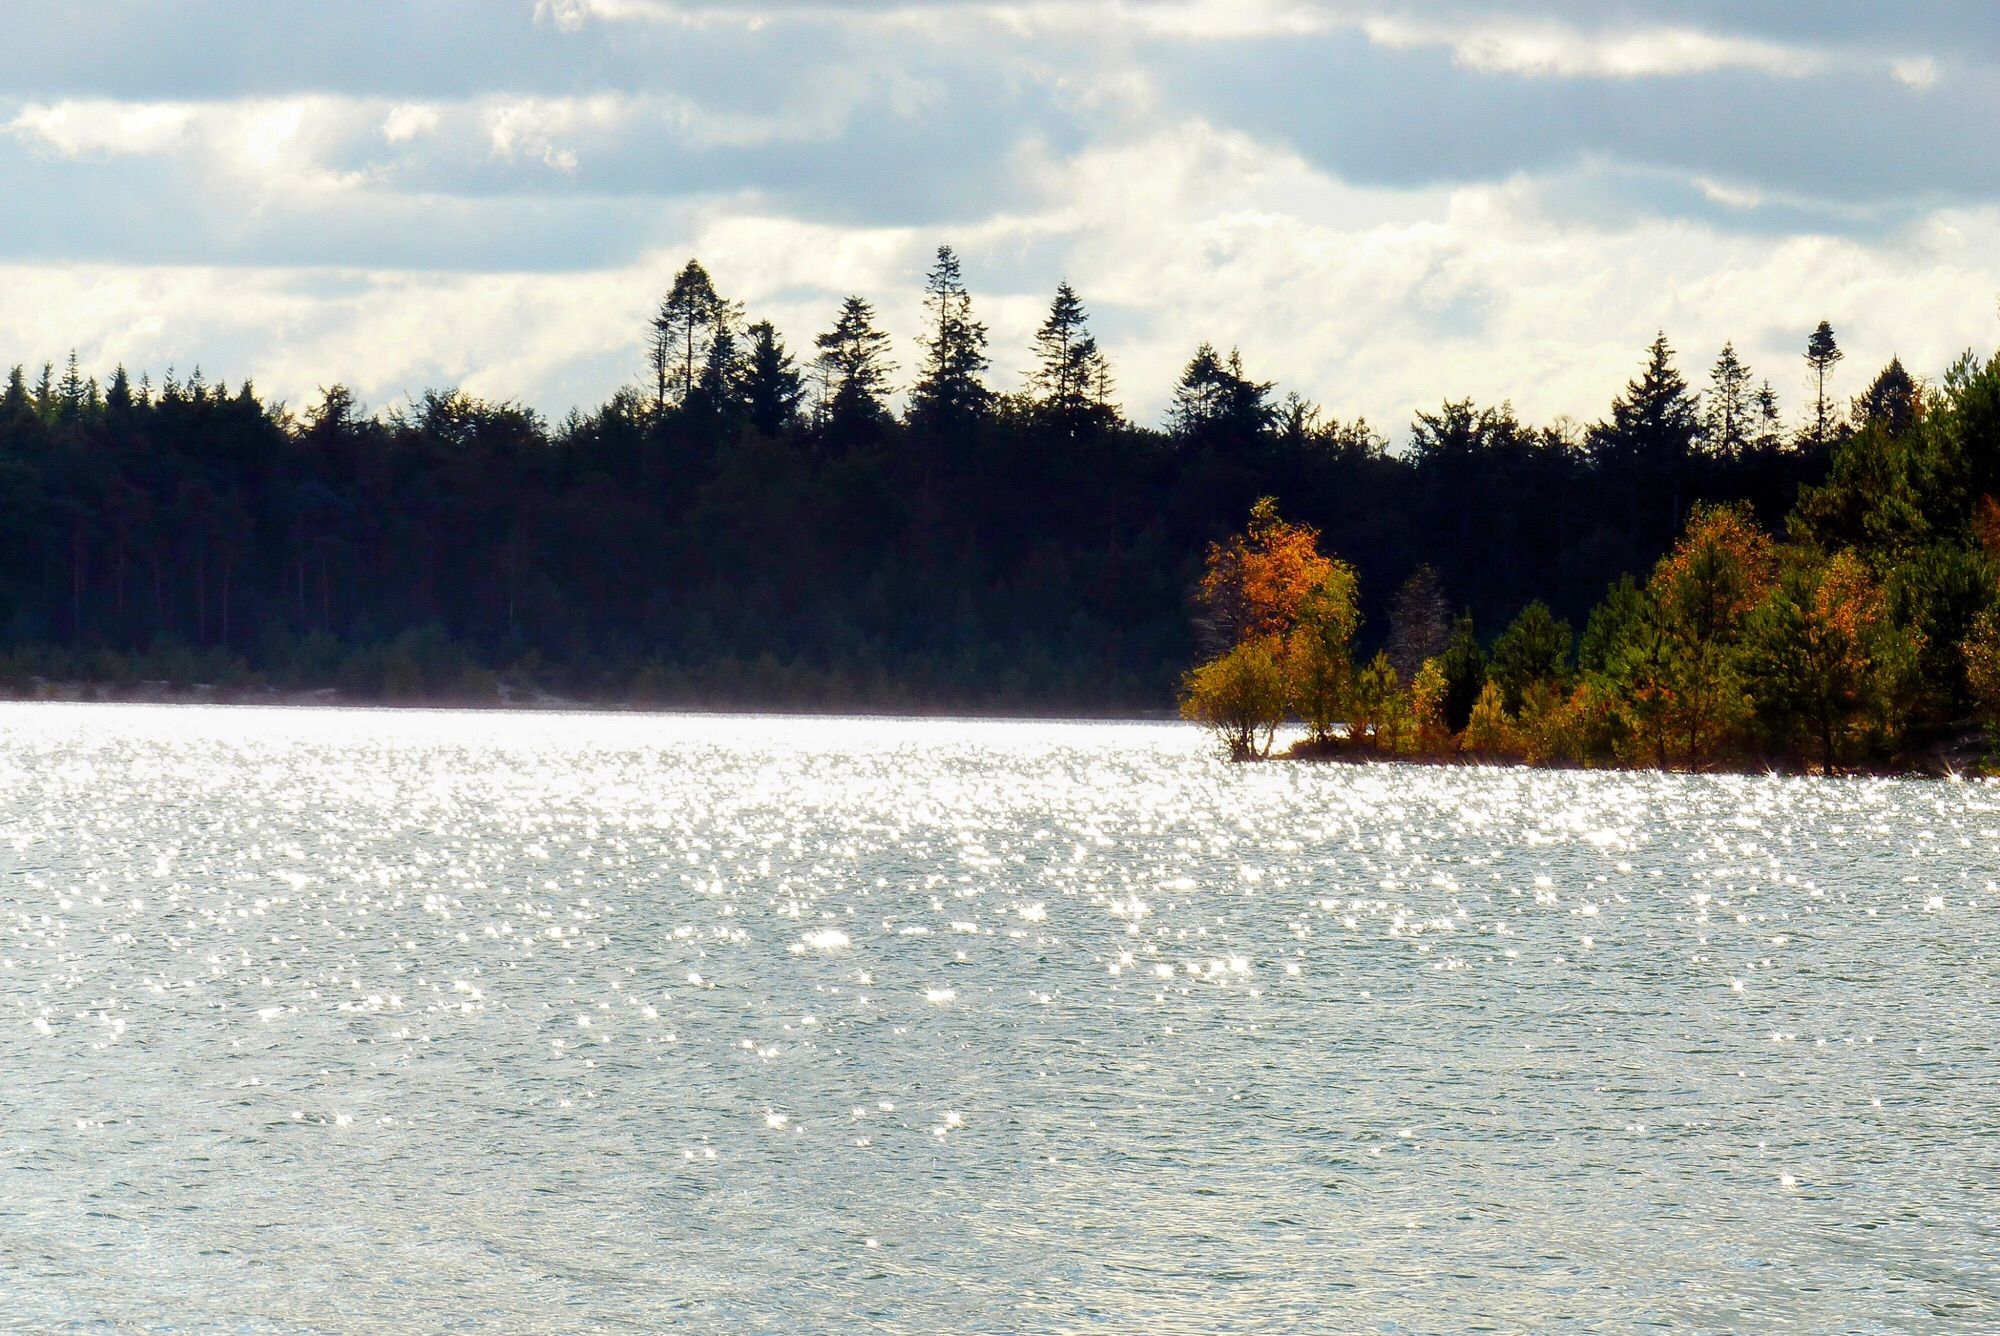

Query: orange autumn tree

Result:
[1194,497,1335,651]
[1184,498,1359,756]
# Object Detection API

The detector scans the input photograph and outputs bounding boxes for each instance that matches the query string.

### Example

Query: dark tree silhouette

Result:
[1805,320,1845,449]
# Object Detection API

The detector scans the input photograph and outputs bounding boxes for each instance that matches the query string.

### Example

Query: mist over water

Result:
[2,703,1996,1332]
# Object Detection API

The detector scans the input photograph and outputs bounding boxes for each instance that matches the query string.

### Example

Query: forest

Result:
[0,246,1952,732]
[1184,341,2000,773]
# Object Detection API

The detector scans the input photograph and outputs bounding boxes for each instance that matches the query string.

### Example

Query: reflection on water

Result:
[1,703,1996,1331]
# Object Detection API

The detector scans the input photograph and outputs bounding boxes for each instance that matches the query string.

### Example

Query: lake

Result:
[1,702,1995,1332]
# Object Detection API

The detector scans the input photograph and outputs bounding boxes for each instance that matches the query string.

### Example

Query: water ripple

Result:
[0,704,1995,1331]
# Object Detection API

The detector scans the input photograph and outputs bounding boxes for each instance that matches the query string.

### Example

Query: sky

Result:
[3,0,1998,438]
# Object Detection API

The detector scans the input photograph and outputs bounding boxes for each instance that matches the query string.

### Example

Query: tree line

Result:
[1184,338,2000,772]
[0,248,1886,713]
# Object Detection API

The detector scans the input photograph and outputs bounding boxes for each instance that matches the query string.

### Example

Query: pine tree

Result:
[1804,320,1845,449]
[56,351,88,423]
[1169,344,1273,445]
[813,296,895,431]
[1489,601,1572,712]
[1703,342,1754,457]
[0,366,33,440]
[1852,357,1918,436]
[649,260,730,410]
[1751,380,1785,454]
[739,320,804,436]
[1029,281,1112,426]
[687,320,742,427]
[1589,333,1700,534]
[106,365,135,418]
[908,245,990,429]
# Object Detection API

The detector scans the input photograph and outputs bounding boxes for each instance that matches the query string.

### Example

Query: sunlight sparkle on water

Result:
[0,704,1995,1330]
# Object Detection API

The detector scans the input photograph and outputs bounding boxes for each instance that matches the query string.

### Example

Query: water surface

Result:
[2,703,1996,1332]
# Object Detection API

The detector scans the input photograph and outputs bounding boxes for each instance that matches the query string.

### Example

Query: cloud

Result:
[0,0,1996,437]
[1359,15,1823,79]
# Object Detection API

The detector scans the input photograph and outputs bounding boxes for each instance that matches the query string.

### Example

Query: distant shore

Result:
[0,677,1180,723]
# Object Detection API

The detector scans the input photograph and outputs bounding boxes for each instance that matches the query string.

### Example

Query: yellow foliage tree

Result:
[1286,563,1362,747]
[1520,679,1617,766]
[1181,637,1289,761]
[1410,657,1452,753]
[1462,680,1519,757]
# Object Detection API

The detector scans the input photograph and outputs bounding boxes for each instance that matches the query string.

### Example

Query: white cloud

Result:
[381,104,442,145]
[1893,55,1941,90]
[6,100,196,157]
[2,0,1998,440]
[1360,16,1823,80]
[9,119,1993,446]
[8,96,374,203]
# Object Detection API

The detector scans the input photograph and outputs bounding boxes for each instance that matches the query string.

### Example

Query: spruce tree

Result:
[106,365,135,419]
[1751,380,1785,454]
[1589,333,1700,534]
[56,351,87,423]
[1853,356,1918,436]
[813,296,895,431]
[908,245,990,429]
[1169,344,1273,445]
[739,321,805,436]
[1029,281,1111,420]
[1703,342,1754,457]
[1804,320,1845,448]
[649,260,730,410]
[1590,334,1699,465]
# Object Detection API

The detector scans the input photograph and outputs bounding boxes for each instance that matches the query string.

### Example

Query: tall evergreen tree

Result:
[1804,320,1845,449]
[739,321,805,436]
[1169,344,1273,446]
[56,351,88,424]
[813,296,895,431]
[106,366,135,419]
[1,366,32,428]
[1029,281,1113,423]
[688,320,742,427]
[1703,342,1754,457]
[1751,380,1786,454]
[1590,333,1700,535]
[1853,356,1919,437]
[908,245,990,429]
[649,260,729,410]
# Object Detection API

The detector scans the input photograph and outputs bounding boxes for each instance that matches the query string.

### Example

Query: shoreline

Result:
[0,677,1182,725]
[1264,732,1992,781]
[8,680,1985,776]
